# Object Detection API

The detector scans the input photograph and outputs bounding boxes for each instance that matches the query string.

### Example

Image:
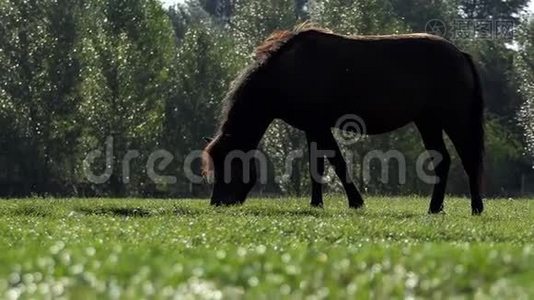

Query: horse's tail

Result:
[463,52,485,190]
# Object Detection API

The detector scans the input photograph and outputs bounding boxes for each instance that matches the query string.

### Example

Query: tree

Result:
[0,0,85,195]
[389,0,459,33]
[451,1,531,194]
[163,20,241,195]
[516,17,534,164]
[1,0,531,197]
[309,0,407,35]
[77,0,176,195]
[459,0,529,20]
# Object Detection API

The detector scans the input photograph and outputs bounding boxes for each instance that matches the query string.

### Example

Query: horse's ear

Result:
[203,137,213,143]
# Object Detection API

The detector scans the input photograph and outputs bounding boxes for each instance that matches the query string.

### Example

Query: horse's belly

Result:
[358,116,414,135]
[278,81,428,133]
[279,100,421,135]
[350,102,422,134]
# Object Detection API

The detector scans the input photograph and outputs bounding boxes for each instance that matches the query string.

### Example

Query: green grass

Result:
[0,197,533,299]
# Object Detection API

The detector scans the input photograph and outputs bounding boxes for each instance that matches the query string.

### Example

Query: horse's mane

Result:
[255,22,333,62]
[254,23,447,62]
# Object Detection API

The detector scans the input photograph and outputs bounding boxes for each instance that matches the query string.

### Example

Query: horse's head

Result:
[202,135,257,206]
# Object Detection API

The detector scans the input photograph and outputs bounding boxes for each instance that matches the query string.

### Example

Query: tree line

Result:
[0,0,533,197]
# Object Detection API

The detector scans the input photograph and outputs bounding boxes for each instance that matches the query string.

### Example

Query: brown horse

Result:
[202,25,485,215]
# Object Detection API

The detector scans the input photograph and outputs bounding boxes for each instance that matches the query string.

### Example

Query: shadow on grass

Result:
[76,206,205,218]
[69,204,426,219]
[76,207,152,217]
[366,210,423,220]
[11,205,54,217]
[238,205,424,219]
[233,207,328,218]
[172,206,205,216]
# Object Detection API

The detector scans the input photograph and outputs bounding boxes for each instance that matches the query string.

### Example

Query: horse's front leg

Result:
[306,132,325,207]
[315,129,364,209]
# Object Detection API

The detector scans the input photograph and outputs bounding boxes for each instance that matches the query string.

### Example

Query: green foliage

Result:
[309,0,408,35]
[389,0,459,33]
[228,0,300,61]
[163,21,242,193]
[78,0,175,144]
[0,0,85,190]
[483,117,528,192]
[0,197,533,298]
[458,0,529,20]
[515,17,534,164]
[77,0,177,195]
[263,120,309,195]
[0,0,177,195]
[1,0,532,196]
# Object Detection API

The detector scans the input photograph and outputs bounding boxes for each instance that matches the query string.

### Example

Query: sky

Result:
[162,0,534,15]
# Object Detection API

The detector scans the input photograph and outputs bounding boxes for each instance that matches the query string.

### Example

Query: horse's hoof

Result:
[428,203,444,215]
[428,210,446,215]
[349,202,364,209]
[472,208,484,216]
[311,202,324,208]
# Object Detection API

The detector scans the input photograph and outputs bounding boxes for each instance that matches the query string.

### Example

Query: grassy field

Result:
[0,197,533,299]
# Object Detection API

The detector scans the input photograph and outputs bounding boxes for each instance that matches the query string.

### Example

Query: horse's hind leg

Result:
[306,132,325,207]
[444,125,484,215]
[312,129,364,209]
[415,120,451,214]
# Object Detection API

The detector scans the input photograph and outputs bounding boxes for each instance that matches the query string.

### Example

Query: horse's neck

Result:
[218,66,274,150]
[220,101,272,150]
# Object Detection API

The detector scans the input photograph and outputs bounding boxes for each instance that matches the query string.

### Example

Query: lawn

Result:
[0,197,533,299]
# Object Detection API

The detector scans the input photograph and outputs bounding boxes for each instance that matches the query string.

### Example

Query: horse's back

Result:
[271,31,476,134]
